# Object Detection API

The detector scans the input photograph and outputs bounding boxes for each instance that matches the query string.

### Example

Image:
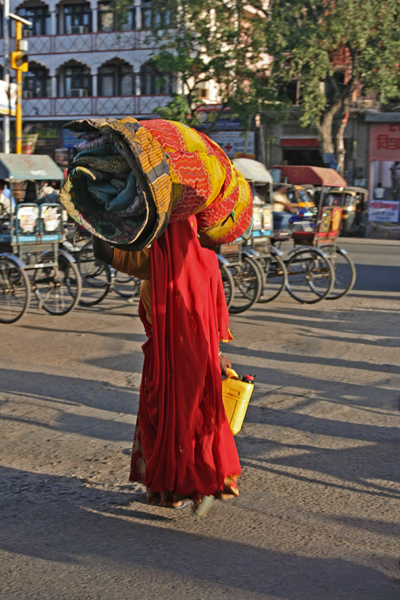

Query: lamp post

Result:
[3,0,10,153]
[10,13,32,154]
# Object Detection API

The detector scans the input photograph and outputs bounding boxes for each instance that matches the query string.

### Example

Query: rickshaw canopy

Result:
[233,158,273,184]
[0,153,64,181]
[341,186,368,197]
[273,165,347,187]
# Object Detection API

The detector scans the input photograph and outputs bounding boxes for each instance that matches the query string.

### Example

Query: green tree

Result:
[264,0,400,173]
[147,0,282,136]
[111,0,131,28]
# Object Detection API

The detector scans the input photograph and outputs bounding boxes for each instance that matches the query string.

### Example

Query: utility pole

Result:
[3,0,10,153]
[10,14,31,154]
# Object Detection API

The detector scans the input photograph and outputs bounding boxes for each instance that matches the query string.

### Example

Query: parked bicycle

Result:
[0,154,81,324]
[73,240,140,307]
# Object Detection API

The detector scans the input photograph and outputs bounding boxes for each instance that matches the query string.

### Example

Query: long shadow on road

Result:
[0,466,398,600]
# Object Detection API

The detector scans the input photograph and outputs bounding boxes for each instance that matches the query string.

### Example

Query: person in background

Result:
[0,179,15,216]
[36,180,60,204]
[374,182,386,199]
[2,184,11,200]
[272,188,298,230]
[92,216,241,518]
[390,162,400,200]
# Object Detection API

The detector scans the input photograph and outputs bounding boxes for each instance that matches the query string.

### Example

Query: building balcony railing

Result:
[0,30,150,56]
[22,94,171,119]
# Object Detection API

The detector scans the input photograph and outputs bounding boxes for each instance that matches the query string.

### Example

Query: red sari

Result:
[129,217,241,502]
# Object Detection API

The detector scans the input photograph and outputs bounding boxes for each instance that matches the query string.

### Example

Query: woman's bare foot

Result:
[161,499,188,509]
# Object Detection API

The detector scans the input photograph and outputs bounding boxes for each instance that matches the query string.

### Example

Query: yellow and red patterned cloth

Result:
[60,117,252,248]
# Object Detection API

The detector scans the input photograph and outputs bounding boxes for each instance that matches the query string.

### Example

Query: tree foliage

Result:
[263,0,400,171]
[111,0,132,27]
[114,0,400,171]
[148,0,284,130]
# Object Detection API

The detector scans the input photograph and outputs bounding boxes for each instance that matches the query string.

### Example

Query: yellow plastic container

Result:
[222,368,254,435]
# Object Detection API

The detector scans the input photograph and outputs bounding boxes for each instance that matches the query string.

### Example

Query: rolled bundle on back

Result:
[60,117,252,248]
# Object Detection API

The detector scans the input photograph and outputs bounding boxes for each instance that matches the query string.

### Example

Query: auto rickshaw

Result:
[0,153,81,323]
[321,186,368,236]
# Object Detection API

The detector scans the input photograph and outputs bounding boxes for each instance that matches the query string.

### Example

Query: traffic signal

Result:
[11,50,29,72]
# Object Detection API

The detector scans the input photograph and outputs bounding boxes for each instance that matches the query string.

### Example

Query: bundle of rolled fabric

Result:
[60,116,252,249]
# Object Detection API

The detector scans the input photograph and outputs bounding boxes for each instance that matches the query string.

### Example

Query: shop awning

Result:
[273,165,347,187]
[233,158,273,183]
[0,153,64,181]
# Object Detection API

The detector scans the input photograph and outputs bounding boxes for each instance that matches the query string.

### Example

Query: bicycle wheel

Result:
[320,245,356,300]
[257,250,288,303]
[229,256,263,314]
[77,242,113,307]
[219,263,235,310]
[0,255,31,324]
[113,272,141,300]
[34,253,82,316]
[72,227,91,247]
[286,248,334,304]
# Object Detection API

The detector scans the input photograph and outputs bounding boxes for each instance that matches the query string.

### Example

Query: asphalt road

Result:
[0,238,399,600]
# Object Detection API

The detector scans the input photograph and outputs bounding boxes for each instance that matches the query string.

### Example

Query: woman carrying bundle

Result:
[61,117,252,517]
[93,215,241,517]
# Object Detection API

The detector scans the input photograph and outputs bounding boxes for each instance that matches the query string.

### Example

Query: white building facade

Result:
[0,0,182,155]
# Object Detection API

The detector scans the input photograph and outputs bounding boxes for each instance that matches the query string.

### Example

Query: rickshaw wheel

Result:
[229,256,263,314]
[285,248,335,304]
[257,251,288,303]
[113,271,141,301]
[76,242,113,306]
[0,255,31,324]
[33,253,82,316]
[219,263,235,310]
[320,245,356,300]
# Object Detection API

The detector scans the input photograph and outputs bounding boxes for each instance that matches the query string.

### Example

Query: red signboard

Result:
[369,123,400,161]
[280,138,319,147]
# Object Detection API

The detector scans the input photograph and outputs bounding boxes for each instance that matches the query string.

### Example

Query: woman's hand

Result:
[219,353,232,376]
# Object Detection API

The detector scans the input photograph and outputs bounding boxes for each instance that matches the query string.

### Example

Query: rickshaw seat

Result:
[292,230,314,239]
[271,231,291,243]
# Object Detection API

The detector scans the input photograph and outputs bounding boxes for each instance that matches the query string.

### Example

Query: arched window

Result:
[98,60,134,96]
[140,62,174,95]
[23,62,51,98]
[60,61,92,96]
[17,2,51,36]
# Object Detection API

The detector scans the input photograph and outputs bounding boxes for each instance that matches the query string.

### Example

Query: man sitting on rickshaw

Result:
[272,187,299,231]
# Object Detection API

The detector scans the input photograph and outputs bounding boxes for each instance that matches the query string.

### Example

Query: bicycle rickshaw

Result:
[227,158,289,308]
[227,162,355,305]
[0,153,81,323]
[231,159,335,306]
[272,165,356,302]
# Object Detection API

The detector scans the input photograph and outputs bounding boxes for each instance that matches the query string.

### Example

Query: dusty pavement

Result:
[0,238,400,600]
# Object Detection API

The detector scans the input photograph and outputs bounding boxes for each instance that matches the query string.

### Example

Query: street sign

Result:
[323,152,338,171]
[207,131,255,158]
[21,133,38,155]
[368,199,400,223]
[196,107,246,131]
[0,80,17,116]
[62,128,81,148]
